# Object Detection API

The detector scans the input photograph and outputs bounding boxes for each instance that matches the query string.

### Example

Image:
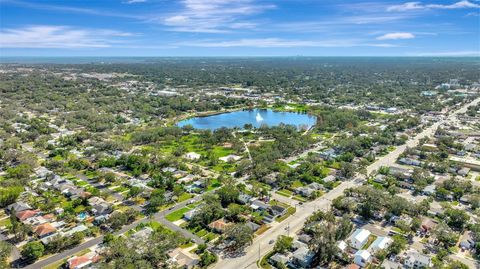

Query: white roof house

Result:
[404,250,431,269]
[368,236,392,254]
[354,250,372,267]
[185,152,201,160]
[337,240,348,252]
[219,154,242,162]
[350,229,371,249]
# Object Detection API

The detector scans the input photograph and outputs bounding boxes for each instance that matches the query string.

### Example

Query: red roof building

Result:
[33,223,57,237]
[16,210,39,221]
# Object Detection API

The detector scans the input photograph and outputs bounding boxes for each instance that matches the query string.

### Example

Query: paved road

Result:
[214,97,480,269]
[214,180,357,269]
[23,98,480,269]
[366,97,480,176]
[22,194,204,269]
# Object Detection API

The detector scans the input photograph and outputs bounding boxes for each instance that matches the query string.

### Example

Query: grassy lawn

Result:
[255,225,270,236]
[276,190,292,197]
[203,232,217,242]
[290,180,304,188]
[0,218,11,227]
[206,179,221,191]
[292,195,307,202]
[178,192,194,202]
[276,207,296,222]
[180,242,194,249]
[258,250,275,269]
[84,170,98,179]
[165,207,192,222]
[195,229,208,237]
[362,235,378,250]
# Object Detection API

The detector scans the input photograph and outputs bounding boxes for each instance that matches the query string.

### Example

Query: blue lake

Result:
[177,109,317,130]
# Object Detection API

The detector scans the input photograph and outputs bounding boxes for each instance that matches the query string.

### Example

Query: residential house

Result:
[62,225,88,237]
[295,187,315,198]
[404,250,431,268]
[88,197,112,216]
[185,152,201,161]
[238,193,252,205]
[420,218,437,234]
[422,185,436,196]
[388,167,412,180]
[219,154,242,162]
[381,260,403,269]
[269,253,289,267]
[399,158,422,167]
[459,232,475,250]
[270,205,287,217]
[183,208,199,221]
[16,210,39,221]
[298,234,312,244]
[245,221,260,232]
[457,167,471,177]
[131,227,153,241]
[33,223,57,238]
[354,250,372,267]
[6,202,31,213]
[208,219,232,233]
[250,200,270,211]
[368,236,392,254]
[291,245,314,268]
[322,175,336,183]
[349,229,371,250]
[308,182,324,190]
[168,247,200,268]
[319,149,338,160]
[67,252,98,269]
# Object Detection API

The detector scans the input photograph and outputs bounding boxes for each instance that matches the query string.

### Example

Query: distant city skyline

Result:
[1,0,479,56]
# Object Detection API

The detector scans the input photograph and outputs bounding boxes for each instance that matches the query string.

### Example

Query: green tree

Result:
[21,241,44,261]
[0,241,12,268]
[224,224,253,252]
[388,235,407,255]
[274,235,293,254]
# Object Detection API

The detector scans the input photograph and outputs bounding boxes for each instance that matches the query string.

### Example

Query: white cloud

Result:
[160,0,275,33]
[388,1,480,12]
[376,32,415,40]
[0,25,133,48]
[182,38,397,48]
[124,0,147,3]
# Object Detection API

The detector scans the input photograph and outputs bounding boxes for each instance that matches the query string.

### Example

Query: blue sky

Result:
[0,0,479,56]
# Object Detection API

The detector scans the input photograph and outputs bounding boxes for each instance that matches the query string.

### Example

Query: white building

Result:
[349,229,371,249]
[368,236,392,254]
[185,152,201,160]
[404,250,431,268]
[354,250,372,267]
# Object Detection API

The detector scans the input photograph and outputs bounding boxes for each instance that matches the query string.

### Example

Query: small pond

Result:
[177,109,317,130]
